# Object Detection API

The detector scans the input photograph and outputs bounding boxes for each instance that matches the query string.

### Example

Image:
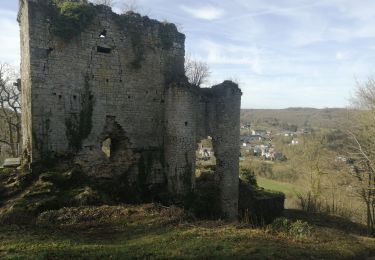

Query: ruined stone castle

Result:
[18,0,242,219]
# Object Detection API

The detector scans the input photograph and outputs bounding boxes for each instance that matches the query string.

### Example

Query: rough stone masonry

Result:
[18,0,242,219]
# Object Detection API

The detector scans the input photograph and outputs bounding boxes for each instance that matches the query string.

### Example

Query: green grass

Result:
[257,177,302,196]
[0,204,374,259]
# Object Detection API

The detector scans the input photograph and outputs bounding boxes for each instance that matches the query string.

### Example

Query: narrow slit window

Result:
[97,46,111,54]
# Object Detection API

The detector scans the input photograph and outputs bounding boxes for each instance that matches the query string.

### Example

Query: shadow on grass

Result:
[283,209,368,236]
[0,206,374,259]
[0,225,325,259]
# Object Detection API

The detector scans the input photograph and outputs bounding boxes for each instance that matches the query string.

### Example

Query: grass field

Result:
[0,204,374,259]
[257,177,302,196]
[257,177,303,209]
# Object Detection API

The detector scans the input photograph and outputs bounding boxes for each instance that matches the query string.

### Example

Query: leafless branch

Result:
[185,56,211,87]
[0,63,21,158]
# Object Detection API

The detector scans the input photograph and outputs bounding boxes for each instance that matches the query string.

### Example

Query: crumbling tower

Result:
[18,0,242,219]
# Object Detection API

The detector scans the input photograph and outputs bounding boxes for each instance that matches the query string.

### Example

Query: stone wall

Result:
[19,0,242,219]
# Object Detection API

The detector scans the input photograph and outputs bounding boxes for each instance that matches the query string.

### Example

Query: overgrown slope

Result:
[0,204,374,259]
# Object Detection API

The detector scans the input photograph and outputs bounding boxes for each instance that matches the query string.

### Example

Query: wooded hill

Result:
[241,107,349,130]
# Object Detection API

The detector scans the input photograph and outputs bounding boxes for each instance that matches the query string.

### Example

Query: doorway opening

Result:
[101,137,112,158]
[195,136,216,177]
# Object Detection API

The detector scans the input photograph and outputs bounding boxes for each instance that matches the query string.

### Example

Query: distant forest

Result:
[241,107,350,130]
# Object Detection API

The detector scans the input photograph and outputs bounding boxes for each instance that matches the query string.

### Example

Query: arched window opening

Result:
[195,136,216,177]
[99,29,107,38]
[102,137,112,158]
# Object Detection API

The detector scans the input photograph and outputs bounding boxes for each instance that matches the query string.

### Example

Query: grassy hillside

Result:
[257,177,302,196]
[257,176,304,209]
[241,107,350,129]
[0,204,374,259]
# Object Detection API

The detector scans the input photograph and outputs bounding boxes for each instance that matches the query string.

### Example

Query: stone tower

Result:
[18,0,242,219]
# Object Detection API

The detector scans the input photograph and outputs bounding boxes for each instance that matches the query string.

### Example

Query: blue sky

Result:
[1,0,375,108]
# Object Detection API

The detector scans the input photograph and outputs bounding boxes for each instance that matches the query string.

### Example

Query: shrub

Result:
[48,1,97,41]
[271,217,312,239]
[297,192,322,213]
[240,167,257,186]
[289,220,312,238]
[297,192,355,220]
[271,217,291,233]
[247,161,274,179]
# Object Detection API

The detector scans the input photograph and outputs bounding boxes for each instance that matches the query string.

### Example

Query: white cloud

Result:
[180,5,224,20]
[3,0,373,108]
[197,40,263,74]
[336,51,346,60]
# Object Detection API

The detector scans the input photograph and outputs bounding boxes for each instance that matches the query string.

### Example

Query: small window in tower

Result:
[185,121,188,126]
[99,29,107,38]
[97,46,111,54]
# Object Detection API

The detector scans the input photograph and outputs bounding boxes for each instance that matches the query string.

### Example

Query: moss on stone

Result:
[0,167,111,224]
[114,14,146,69]
[183,152,193,188]
[129,32,145,69]
[184,171,221,219]
[159,23,176,50]
[47,0,97,41]
[137,153,148,190]
[239,179,285,225]
[65,76,94,152]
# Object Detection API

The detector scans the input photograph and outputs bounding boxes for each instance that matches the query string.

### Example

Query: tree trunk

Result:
[7,121,16,157]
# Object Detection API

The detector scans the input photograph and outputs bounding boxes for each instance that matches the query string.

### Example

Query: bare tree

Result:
[121,0,139,13]
[0,63,21,157]
[185,56,211,87]
[346,78,375,235]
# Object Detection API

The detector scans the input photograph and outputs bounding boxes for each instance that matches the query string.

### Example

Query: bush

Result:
[247,161,274,179]
[48,1,97,41]
[71,186,103,206]
[272,164,296,182]
[271,217,290,233]
[297,192,355,220]
[297,192,322,213]
[240,168,257,187]
[271,217,312,239]
[289,220,312,238]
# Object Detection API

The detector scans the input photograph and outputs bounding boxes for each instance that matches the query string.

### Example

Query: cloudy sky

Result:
[1,0,375,108]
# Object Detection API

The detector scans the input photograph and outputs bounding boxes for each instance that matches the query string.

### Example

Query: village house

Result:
[251,129,267,136]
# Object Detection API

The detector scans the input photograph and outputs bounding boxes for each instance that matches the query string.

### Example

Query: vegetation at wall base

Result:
[0,204,374,259]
